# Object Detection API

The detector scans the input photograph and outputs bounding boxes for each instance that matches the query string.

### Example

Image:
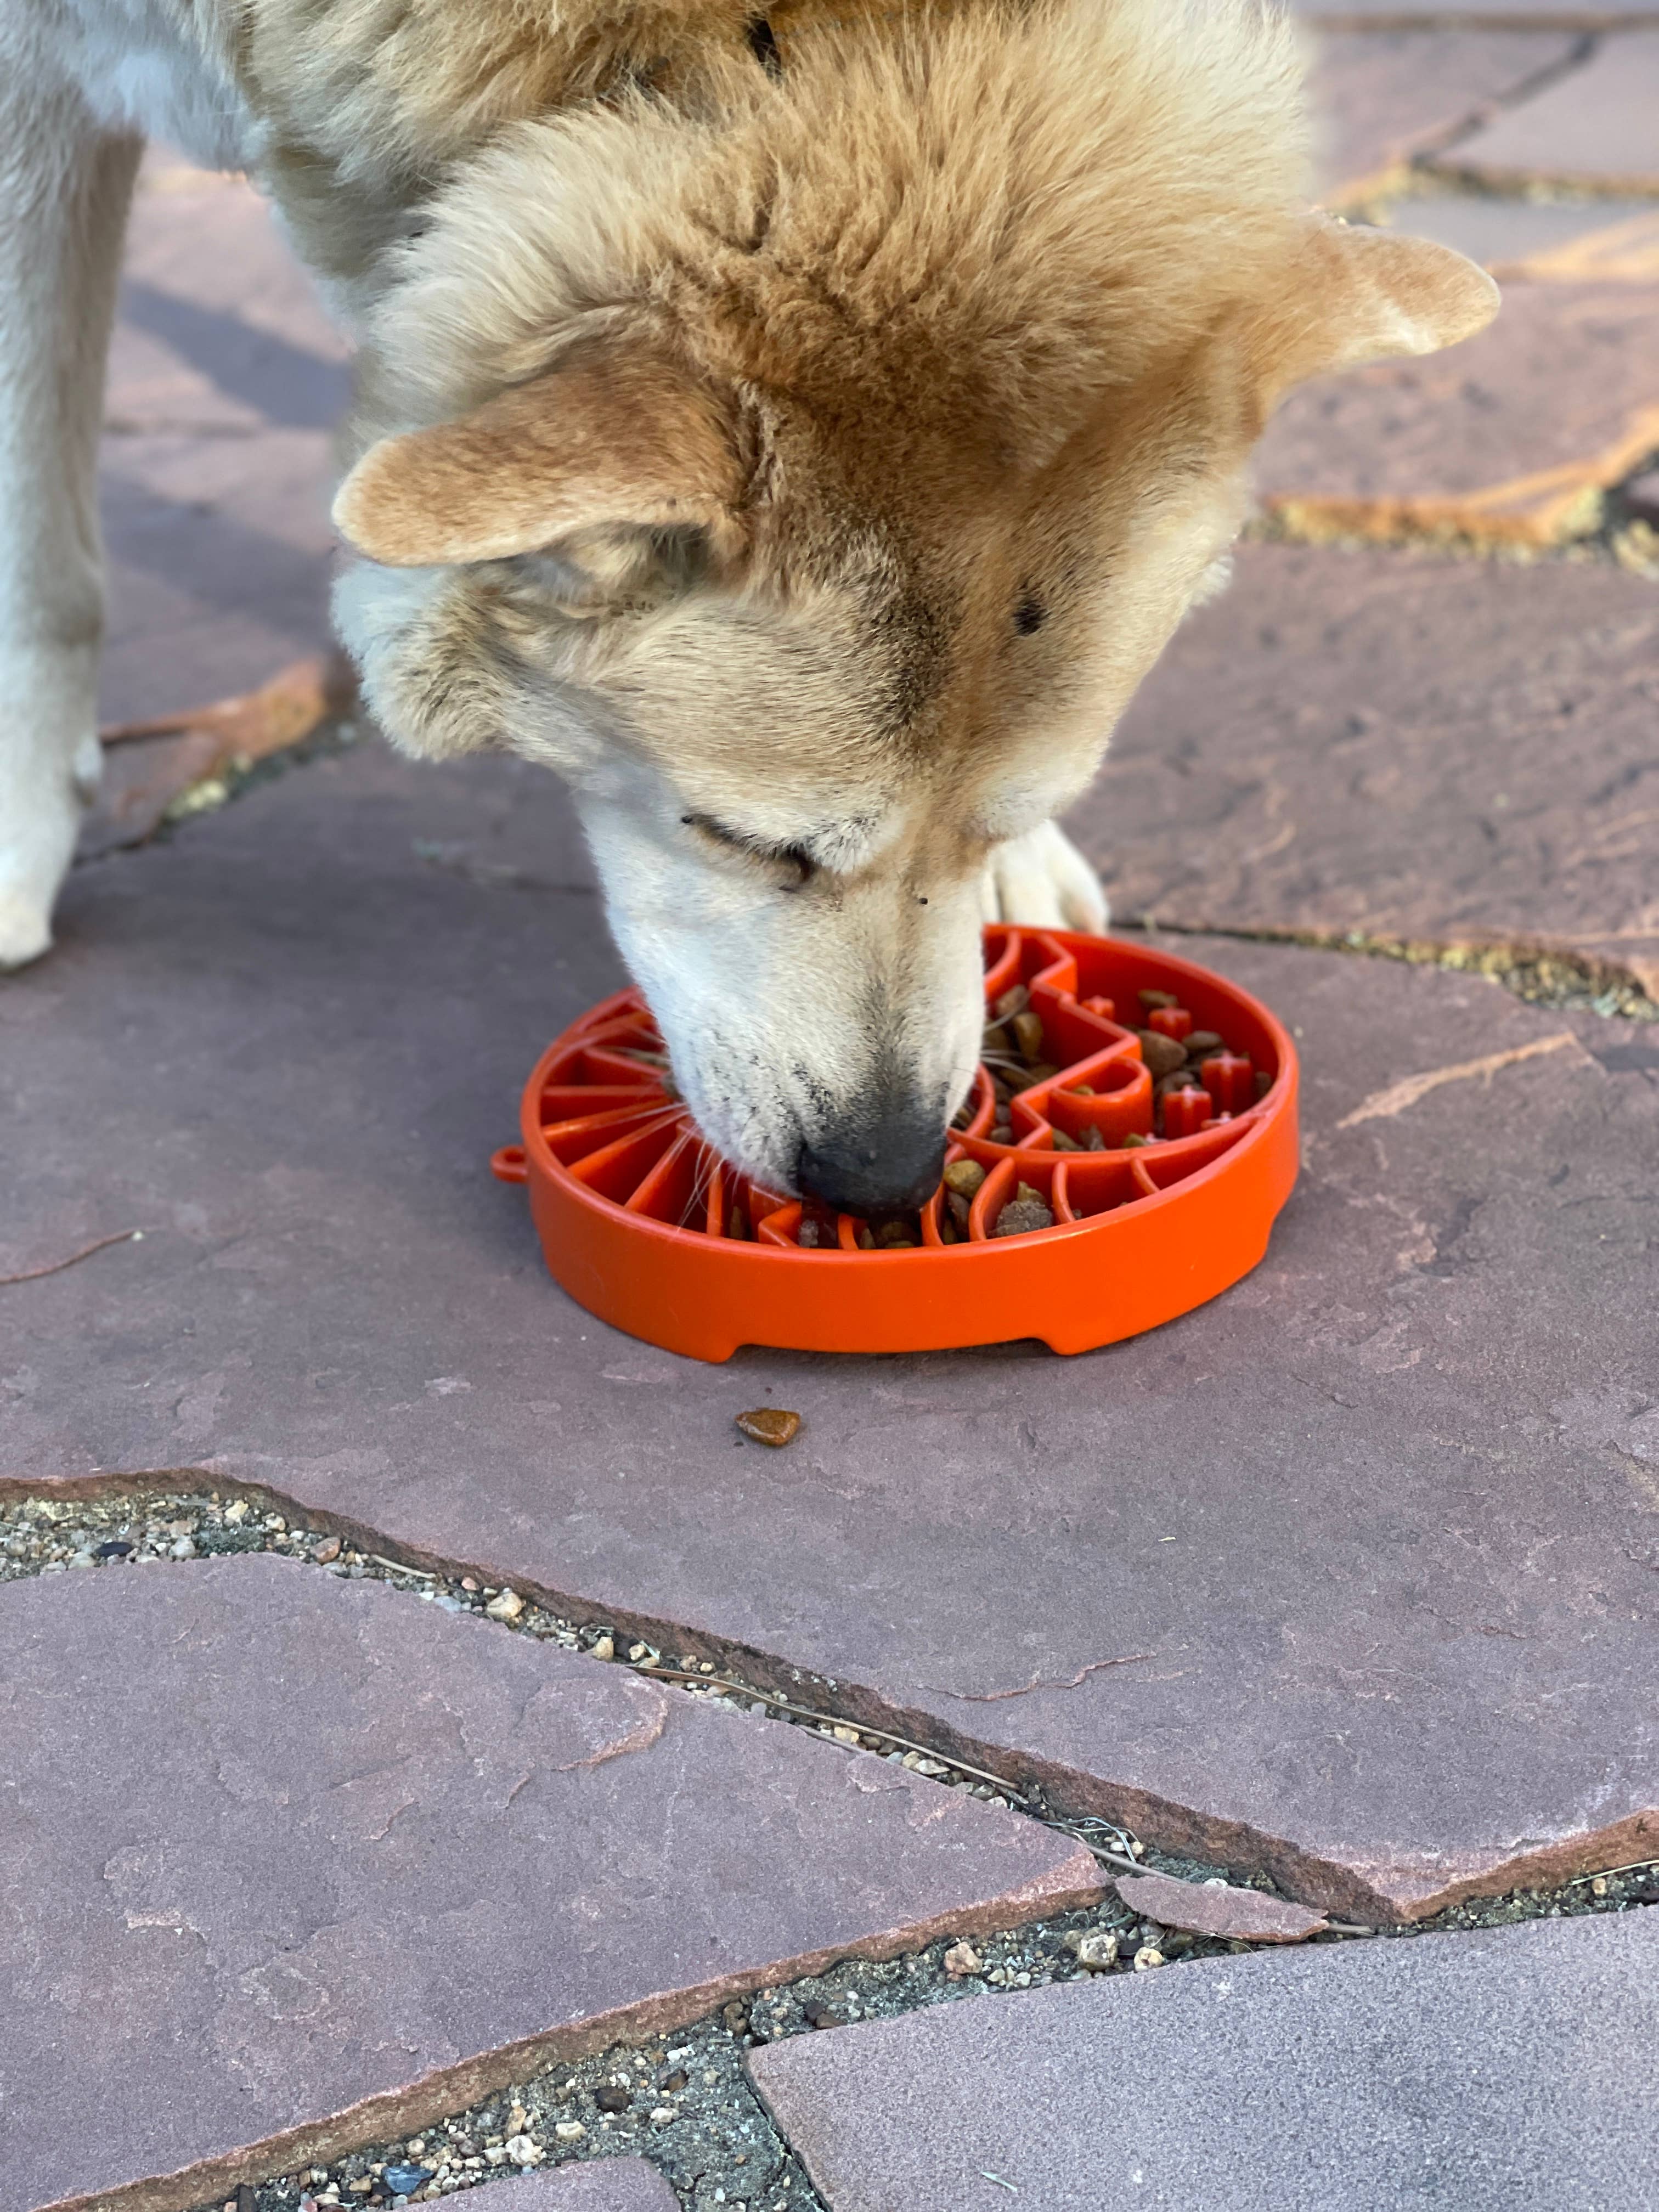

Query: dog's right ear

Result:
[1249,213,1500,409]
[332,352,746,602]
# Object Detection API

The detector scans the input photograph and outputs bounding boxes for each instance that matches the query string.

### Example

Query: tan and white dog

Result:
[1,0,1496,1210]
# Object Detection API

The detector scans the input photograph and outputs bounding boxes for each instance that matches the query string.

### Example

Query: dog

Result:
[1,0,1496,1211]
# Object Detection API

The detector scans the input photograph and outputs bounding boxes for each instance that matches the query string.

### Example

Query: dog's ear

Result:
[1251,214,1499,405]
[332,353,744,596]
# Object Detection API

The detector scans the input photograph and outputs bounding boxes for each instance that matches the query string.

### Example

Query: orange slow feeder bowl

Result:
[491,926,1299,1362]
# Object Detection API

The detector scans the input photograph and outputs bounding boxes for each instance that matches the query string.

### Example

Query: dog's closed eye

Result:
[682,812,817,890]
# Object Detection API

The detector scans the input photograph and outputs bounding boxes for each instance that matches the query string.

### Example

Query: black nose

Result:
[797,1102,947,1218]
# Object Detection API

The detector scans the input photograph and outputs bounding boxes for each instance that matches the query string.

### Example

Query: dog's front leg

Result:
[980,821,1108,935]
[0,57,141,968]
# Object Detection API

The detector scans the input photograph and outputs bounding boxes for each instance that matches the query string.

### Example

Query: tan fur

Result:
[8,0,1497,1199]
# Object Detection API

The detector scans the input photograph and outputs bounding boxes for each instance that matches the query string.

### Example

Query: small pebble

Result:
[735,1407,802,1448]
[1065,1928,1119,1970]
[504,2137,540,2168]
[382,2169,432,2197]
[943,1940,983,1978]
[94,1539,132,1560]
[1133,1946,1166,1971]
[484,1588,524,1622]
[552,2120,585,2143]
[591,1633,616,1660]
[595,2085,631,2113]
[312,1536,342,1564]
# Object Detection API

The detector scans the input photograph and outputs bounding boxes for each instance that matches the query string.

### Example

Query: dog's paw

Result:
[0,889,57,970]
[979,822,1107,934]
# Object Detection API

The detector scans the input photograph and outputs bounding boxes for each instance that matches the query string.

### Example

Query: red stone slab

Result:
[747,1912,1659,2211]
[100,154,347,724]
[1306,30,1579,203]
[1391,194,1659,276]
[1,1555,1098,2212]
[476,2169,678,2212]
[1255,279,1659,545]
[1076,543,1659,996]
[1113,1871,1330,1944]
[4,741,1656,1929]
[1297,3,1659,20]
[1426,29,1659,192]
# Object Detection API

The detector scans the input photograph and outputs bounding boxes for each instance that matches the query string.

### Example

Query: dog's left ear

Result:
[332,351,745,592]
[1250,214,1499,405]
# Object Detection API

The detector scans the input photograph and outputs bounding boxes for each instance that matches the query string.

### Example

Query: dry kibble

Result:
[1138,988,1178,1011]
[993,1183,1055,1239]
[726,1204,750,1242]
[947,1188,973,1231]
[1051,1130,1081,1151]
[992,984,1031,1020]
[797,1217,823,1247]
[1183,1030,1224,1059]
[944,1159,986,1197]
[734,1407,802,1448]
[1084,1126,1107,1152]
[1011,1009,1045,1062]
[1137,1029,1188,1080]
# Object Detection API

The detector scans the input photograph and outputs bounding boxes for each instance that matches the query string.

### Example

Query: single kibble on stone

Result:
[735,1407,802,1447]
[944,1158,987,1197]
[1011,1009,1046,1062]
[1138,988,1178,1010]
[992,983,1031,1021]
[1136,1029,1188,1080]
[1184,1030,1224,1059]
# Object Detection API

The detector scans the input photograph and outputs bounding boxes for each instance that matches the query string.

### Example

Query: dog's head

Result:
[331,0,1496,1209]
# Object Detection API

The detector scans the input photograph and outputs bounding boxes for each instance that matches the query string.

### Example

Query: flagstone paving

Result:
[18,24,1659,2212]
[747,1910,1659,2212]
[1254,278,1659,545]
[1080,542,1659,997]
[481,2169,679,2212]
[1306,30,1581,205]
[5,736,1656,1931]
[100,151,347,726]
[1,1555,1096,2212]
[1425,28,1659,193]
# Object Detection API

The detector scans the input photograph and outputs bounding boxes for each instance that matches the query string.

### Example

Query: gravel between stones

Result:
[3,1489,1655,2212]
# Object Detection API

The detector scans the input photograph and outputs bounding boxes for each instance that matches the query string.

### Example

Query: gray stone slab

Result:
[1076,544,1659,995]
[0,1554,1098,2212]
[476,2169,679,2212]
[1427,29,1659,191]
[100,153,347,723]
[3,739,1656,1926]
[1305,30,1580,201]
[747,1910,1659,2212]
